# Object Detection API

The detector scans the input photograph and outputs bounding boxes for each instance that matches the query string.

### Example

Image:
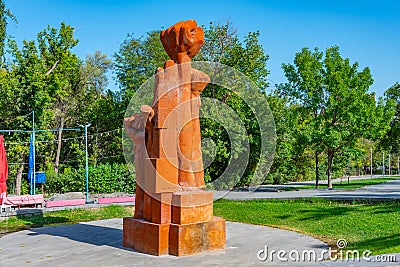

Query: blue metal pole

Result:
[33,111,36,195]
[29,133,32,195]
[81,123,91,203]
[85,125,88,203]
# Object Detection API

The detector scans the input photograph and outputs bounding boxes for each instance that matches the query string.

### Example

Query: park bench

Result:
[3,194,44,210]
[0,192,10,212]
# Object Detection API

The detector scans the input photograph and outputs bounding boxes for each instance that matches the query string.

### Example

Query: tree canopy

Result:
[279,46,395,188]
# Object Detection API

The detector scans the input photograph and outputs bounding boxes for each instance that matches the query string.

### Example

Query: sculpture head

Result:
[160,20,204,62]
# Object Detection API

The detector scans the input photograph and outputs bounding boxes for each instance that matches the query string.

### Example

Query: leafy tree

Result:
[5,24,82,175]
[279,46,394,188]
[198,22,270,185]
[0,66,30,195]
[4,36,52,194]
[0,14,128,194]
[265,91,319,184]
[381,82,400,155]
[37,23,81,173]
[80,50,113,96]
[0,0,16,62]
[2,22,120,193]
[69,51,121,166]
[114,31,168,104]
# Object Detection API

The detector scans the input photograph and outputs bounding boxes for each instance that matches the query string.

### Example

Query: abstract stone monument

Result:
[123,20,226,256]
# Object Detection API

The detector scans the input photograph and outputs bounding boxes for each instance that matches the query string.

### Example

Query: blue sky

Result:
[4,0,400,95]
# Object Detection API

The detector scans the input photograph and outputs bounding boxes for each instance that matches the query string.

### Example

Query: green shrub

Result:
[44,163,135,194]
[87,163,135,193]
[21,180,30,195]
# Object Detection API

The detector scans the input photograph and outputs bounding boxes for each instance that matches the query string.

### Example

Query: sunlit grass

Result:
[0,205,134,234]
[214,198,400,255]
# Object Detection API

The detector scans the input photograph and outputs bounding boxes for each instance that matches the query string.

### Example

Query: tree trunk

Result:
[327,148,334,189]
[315,151,319,188]
[313,110,319,189]
[15,154,25,195]
[54,116,64,174]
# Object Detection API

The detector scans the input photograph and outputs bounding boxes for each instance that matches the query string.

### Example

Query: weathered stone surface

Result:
[151,129,178,158]
[169,217,226,256]
[142,192,152,221]
[171,191,213,224]
[172,191,213,207]
[144,158,180,193]
[191,68,210,188]
[160,20,204,63]
[171,202,213,225]
[123,218,170,256]
[123,20,225,257]
[169,221,203,256]
[203,217,226,251]
[124,20,211,193]
[123,216,225,257]
[151,193,172,224]
[133,186,144,219]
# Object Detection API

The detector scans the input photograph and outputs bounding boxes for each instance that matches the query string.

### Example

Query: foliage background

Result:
[0,1,398,194]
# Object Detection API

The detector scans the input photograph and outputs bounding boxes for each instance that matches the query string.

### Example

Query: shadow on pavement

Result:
[27,222,129,251]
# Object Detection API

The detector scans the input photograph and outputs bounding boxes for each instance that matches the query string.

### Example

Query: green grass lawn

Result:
[291,176,399,190]
[214,199,400,255]
[0,205,134,234]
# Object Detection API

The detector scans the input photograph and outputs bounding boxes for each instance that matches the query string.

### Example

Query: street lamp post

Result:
[79,123,91,203]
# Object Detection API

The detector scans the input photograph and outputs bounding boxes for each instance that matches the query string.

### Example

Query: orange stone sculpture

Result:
[123,20,226,256]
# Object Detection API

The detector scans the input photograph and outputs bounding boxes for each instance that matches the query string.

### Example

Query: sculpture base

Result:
[123,218,170,256]
[123,216,226,256]
[169,216,226,256]
[171,191,214,224]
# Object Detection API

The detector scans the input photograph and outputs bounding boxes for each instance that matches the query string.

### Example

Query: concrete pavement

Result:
[0,218,326,266]
[1,178,399,266]
[1,218,398,266]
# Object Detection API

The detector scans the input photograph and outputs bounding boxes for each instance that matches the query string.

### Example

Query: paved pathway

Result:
[1,178,399,266]
[1,218,398,266]
[283,175,390,187]
[215,178,400,201]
